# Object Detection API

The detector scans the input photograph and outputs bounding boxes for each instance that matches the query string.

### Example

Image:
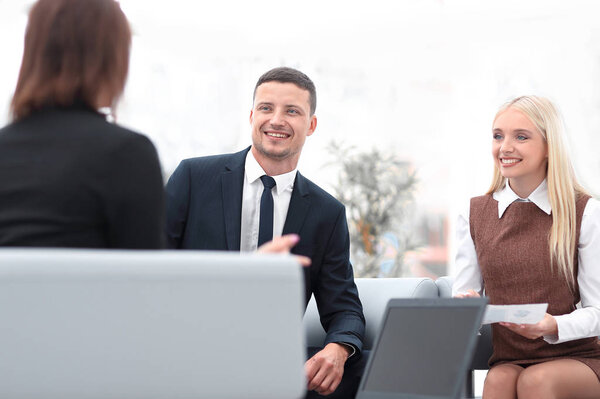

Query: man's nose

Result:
[270,110,286,126]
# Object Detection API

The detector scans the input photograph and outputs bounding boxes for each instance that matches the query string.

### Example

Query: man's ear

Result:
[307,115,317,137]
[249,109,254,125]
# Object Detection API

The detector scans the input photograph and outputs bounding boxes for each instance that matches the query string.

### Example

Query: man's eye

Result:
[287,109,299,114]
[259,106,271,111]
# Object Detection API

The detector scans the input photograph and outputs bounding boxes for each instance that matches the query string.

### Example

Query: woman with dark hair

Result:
[0,0,165,248]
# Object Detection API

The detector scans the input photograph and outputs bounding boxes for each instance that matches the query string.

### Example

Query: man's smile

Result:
[264,130,291,139]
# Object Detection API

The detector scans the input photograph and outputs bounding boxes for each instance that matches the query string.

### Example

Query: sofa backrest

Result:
[435,275,453,298]
[303,277,438,350]
[0,249,307,399]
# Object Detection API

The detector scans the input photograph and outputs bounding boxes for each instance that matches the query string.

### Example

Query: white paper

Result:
[482,303,548,325]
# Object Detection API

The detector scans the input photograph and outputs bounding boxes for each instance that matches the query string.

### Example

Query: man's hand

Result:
[305,343,350,396]
[499,313,558,340]
[257,234,311,266]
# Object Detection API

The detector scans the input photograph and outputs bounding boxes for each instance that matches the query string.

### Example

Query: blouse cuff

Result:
[544,311,599,344]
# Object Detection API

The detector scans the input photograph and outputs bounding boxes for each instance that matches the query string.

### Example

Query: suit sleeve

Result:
[164,160,192,249]
[105,134,165,249]
[314,205,366,353]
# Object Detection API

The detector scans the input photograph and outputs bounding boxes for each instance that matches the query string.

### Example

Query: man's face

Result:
[250,81,317,169]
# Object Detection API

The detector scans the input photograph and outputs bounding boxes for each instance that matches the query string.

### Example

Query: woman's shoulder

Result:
[57,109,157,156]
[457,193,493,221]
[74,110,148,141]
[470,193,495,209]
[582,196,600,217]
[100,124,159,165]
[102,121,154,149]
[45,107,160,167]
[470,193,493,202]
[460,193,496,223]
[3,106,148,142]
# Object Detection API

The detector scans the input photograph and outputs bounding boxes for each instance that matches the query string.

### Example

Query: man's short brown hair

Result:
[253,67,317,115]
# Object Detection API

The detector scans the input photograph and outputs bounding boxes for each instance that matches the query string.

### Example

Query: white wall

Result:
[2,0,600,273]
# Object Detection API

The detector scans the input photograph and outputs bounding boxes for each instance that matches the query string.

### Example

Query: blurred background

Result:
[2,0,600,279]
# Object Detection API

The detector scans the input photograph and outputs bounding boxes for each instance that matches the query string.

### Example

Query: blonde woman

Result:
[453,95,600,398]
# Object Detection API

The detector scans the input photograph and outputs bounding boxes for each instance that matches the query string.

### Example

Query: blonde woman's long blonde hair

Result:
[487,95,587,288]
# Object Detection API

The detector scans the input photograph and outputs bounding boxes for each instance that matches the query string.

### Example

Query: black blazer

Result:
[0,106,165,249]
[165,147,365,352]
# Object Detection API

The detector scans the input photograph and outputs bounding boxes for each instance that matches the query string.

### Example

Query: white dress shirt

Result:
[240,150,296,252]
[452,179,600,344]
[239,151,357,358]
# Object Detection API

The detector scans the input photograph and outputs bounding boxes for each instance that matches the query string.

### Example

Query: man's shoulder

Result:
[297,173,344,211]
[178,147,249,172]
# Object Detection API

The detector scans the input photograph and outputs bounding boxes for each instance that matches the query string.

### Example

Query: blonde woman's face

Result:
[492,107,548,189]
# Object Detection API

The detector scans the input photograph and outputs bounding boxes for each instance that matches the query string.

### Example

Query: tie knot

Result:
[260,175,276,190]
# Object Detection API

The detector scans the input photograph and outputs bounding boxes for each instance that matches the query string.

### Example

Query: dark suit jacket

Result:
[0,106,165,249]
[165,147,365,352]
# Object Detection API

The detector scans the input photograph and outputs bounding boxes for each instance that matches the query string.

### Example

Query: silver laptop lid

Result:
[0,249,306,399]
[357,297,487,399]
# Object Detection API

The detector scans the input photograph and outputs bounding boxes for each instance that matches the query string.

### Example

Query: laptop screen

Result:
[359,298,486,399]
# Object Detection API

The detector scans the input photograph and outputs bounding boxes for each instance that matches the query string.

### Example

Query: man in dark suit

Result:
[165,67,365,398]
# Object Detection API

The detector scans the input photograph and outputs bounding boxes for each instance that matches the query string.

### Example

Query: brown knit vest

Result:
[470,193,600,372]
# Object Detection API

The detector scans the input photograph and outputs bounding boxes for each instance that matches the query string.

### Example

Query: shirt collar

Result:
[245,149,296,195]
[492,179,551,218]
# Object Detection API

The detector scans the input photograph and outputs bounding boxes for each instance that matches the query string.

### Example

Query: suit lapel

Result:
[282,172,311,235]
[221,148,249,250]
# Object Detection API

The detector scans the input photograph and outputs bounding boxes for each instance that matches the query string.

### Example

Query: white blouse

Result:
[452,180,600,344]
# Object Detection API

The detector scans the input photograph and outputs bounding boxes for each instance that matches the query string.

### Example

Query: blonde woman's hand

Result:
[499,313,558,340]
[454,289,480,298]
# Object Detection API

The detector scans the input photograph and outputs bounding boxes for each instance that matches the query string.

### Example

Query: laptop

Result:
[0,249,306,399]
[357,297,487,399]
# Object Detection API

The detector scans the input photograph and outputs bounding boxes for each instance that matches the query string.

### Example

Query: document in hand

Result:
[482,303,548,325]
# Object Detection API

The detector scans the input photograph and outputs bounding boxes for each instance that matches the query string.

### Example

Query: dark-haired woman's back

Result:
[0,105,165,249]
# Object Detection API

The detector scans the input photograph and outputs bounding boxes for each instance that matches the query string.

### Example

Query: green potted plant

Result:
[327,142,417,277]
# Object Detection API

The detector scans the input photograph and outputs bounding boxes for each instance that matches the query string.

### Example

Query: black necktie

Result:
[258,175,276,247]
